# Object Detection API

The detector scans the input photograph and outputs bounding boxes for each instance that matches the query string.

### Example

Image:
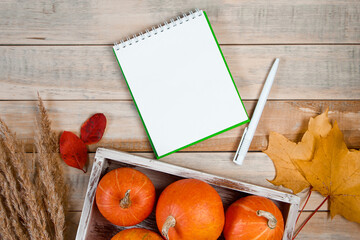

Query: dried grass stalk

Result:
[0,194,18,240]
[0,96,68,240]
[0,120,49,240]
[35,96,68,239]
[0,142,30,239]
[0,173,29,240]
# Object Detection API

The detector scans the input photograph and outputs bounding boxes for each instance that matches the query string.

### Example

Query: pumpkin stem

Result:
[119,189,131,209]
[256,210,277,229]
[161,215,176,240]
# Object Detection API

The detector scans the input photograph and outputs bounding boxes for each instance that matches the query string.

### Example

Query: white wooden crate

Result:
[76,148,300,240]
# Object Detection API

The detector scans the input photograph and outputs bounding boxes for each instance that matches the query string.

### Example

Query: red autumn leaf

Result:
[80,113,107,145]
[60,131,88,173]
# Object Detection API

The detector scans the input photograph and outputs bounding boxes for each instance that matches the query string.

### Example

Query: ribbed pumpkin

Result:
[96,168,156,226]
[224,196,284,240]
[156,179,224,240]
[111,228,163,240]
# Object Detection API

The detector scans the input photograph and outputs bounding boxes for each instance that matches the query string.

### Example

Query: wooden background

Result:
[1,0,359,239]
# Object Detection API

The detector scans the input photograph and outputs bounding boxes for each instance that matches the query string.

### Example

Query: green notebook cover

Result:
[113,10,249,159]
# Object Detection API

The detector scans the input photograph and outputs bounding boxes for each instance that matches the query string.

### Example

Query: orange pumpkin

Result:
[96,168,155,226]
[224,196,284,240]
[111,228,163,240]
[156,179,224,240]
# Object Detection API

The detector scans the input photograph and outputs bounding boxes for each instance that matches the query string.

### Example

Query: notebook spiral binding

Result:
[114,8,203,50]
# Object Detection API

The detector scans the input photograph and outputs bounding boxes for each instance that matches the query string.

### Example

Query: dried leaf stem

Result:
[295,187,313,224]
[292,195,329,240]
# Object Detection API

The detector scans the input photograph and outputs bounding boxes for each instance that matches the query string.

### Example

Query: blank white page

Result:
[114,10,248,158]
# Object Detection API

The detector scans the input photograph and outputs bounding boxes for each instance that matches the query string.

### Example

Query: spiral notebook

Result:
[113,9,249,159]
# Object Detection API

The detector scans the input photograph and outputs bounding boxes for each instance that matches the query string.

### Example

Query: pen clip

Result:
[233,127,248,163]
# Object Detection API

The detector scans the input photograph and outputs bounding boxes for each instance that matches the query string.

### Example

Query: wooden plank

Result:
[66,211,82,239]
[65,211,360,240]
[294,212,360,239]
[0,1,359,44]
[0,100,358,152]
[62,153,328,212]
[0,45,359,100]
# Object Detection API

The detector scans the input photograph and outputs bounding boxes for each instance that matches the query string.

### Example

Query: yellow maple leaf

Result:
[307,109,332,138]
[295,122,360,223]
[264,110,332,194]
[265,131,311,193]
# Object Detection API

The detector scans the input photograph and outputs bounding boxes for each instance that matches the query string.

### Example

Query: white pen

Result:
[233,58,280,165]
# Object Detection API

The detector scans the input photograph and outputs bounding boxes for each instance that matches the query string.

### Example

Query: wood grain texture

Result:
[0,45,359,100]
[294,212,360,240]
[65,152,329,212]
[0,0,359,44]
[1,0,359,238]
[0,100,358,152]
[65,211,360,240]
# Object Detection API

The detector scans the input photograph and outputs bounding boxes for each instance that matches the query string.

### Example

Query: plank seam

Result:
[0,99,358,102]
[0,43,359,47]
